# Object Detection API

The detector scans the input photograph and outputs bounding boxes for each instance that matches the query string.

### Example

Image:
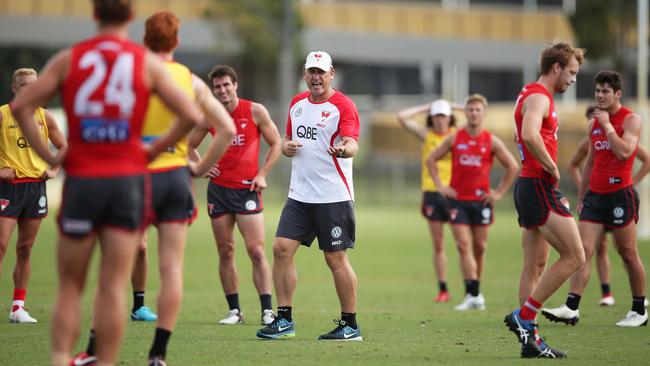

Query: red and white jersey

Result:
[286,90,360,203]
[209,99,261,189]
[450,128,493,201]
[589,106,636,193]
[62,35,150,177]
[514,83,558,182]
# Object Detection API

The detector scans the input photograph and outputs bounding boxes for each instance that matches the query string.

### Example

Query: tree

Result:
[0,47,57,105]
[208,0,302,104]
[570,0,637,72]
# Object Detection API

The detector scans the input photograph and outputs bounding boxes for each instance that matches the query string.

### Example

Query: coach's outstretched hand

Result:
[283,139,302,157]
[328,143,346,159]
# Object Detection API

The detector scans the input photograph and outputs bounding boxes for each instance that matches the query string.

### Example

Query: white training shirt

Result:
[285,90,360,203]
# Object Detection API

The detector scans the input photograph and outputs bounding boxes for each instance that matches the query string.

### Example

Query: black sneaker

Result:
[522,336,567,359]
[505,309,566,359]
[504,308,535,345]
[148,356,167,366]
[318,319,362,341]
[256,316,295,339]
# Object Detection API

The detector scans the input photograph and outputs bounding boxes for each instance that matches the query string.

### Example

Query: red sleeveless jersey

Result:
[450,128,493,201]
[514,83,558,181]
[210,99,261,189]
[589,106,636,193]
[61,35,150,177]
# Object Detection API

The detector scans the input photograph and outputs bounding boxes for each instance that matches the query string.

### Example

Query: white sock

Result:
[12,300,25,309]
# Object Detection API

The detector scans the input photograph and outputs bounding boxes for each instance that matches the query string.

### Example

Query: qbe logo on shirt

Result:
[296,125,317,140]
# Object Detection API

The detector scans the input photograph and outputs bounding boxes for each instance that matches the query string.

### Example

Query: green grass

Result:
[0,198,649,365]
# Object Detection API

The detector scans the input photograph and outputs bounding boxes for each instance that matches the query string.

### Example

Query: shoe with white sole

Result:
[541,304,579,326]
[598,295,615,306]
[219,309,243,325]
[148,356,167,366]
[70,352,97,366]
[318,319,363,341]
[454,293,486,311]
[131,306,157,321]
[9,306,37,323]
[261,309,275,325]
[615,311,648,327]
[256,316,295,339]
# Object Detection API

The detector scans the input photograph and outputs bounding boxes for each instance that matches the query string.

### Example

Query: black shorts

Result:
[150,167,196,224]
[449,199,493,226]
[514,177,572,229]
[0,180,47,220]
[421,191,450,222]
[58,175,149,237]
[579,186,639,229]
[207,182,263,218]
[275,198,355,252]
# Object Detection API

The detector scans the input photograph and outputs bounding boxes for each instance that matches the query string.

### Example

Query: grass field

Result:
[0,196,648,365]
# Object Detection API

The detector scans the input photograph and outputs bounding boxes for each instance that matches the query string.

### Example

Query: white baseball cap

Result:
[430,99,452,116]
[304,51,333,71]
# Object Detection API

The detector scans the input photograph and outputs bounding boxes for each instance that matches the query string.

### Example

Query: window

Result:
[469,68,523,102]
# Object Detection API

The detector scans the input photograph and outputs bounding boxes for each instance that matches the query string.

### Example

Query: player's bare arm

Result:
[145,53,203,160]
[187,74,235,177]
[282,135,302,157]
[0,112,15,180]
[426,134,456,198]
[521,93,559,181]
[0,159,15,181]
[483,135,519,206]
[327,136,358,159]
[633,145,650,184]
[186,119,213,174]
[250,102,281,192]
[41,109,68,180]
[595,109,641,160]
[568,138,589,188]
[577,120,596,211]
[396,104,429,141]
[11,50,69,166]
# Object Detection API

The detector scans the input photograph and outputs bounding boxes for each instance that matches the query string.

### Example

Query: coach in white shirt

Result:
[256,51,362,341]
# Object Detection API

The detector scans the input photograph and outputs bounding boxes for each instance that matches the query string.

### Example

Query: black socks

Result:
[149,327,172,359]
[226,293,240,311]
[277,306,292,322]
[566,292,581,311]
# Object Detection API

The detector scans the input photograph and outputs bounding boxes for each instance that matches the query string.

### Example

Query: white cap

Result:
[304,51,333,71]
[430,99,452,116]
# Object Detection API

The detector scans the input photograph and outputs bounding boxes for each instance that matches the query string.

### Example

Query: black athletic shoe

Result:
[256,316,295,339]
[148,356,167,366]
[522,337,567,359]
[505,309,567,359]
[318,319,362,341]
[504,308,535,345]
